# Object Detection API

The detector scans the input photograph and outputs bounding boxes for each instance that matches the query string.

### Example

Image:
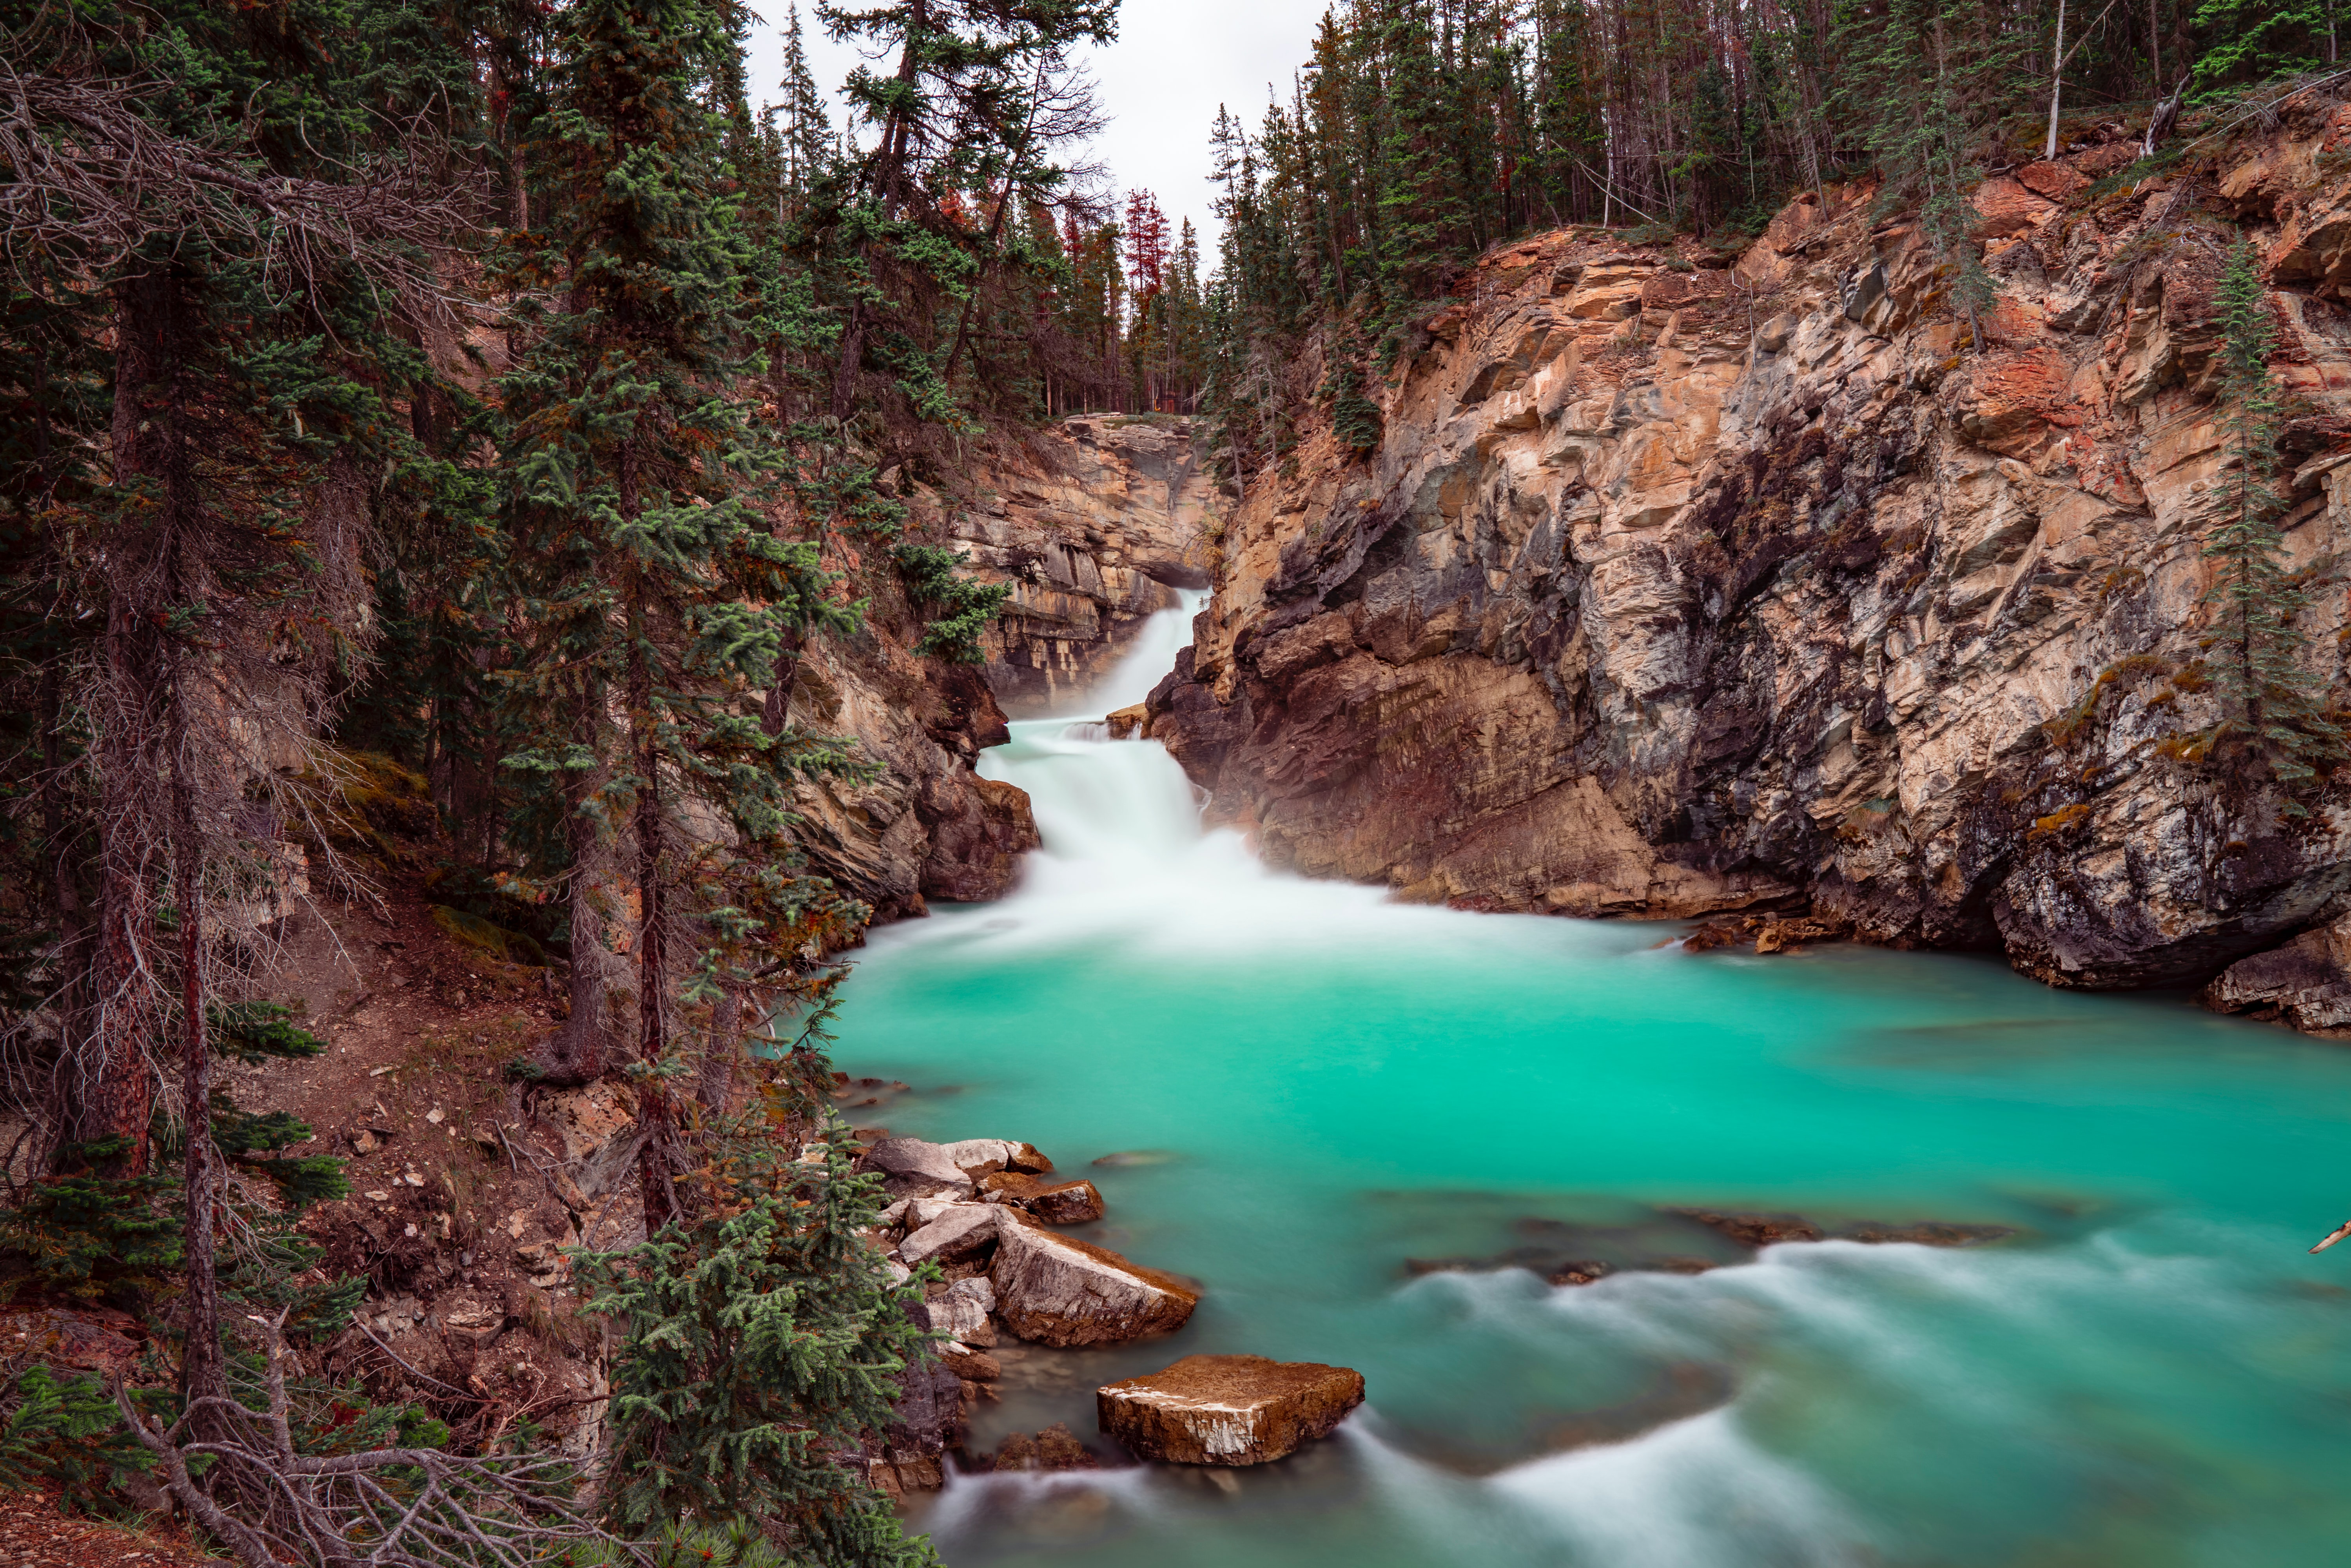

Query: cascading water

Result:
[844,609,2351,1567]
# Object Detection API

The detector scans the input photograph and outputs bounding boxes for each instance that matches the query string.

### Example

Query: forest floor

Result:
[0,1483,219,1565]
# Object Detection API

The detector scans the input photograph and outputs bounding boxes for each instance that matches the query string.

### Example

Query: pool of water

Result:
[835,600,2351,1567]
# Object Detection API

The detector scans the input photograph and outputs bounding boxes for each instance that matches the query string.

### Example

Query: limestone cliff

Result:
[789,415,1219,919]
[1149,103,2351,1009]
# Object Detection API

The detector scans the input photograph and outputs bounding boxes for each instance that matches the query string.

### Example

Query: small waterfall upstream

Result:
[844,592,2351,1568]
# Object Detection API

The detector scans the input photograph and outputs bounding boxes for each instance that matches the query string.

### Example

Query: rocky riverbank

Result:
[850,1131,1368,1491]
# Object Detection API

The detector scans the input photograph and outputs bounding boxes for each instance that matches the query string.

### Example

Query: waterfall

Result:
[968,588,1422,946]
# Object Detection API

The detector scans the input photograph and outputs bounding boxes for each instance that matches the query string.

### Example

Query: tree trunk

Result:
[39,664,93,1163]
[2045,0,2070,161]
[77,264,192,1175]
[171,696,227,1429]
[539,681,610,1087]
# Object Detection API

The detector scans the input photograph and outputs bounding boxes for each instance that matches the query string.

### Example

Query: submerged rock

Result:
[1097,1354,1364,1466]
[985,1421,1101,1472]
[980,1171,1107,1223]
[1409,1204,2015,1285]
[1670,1209,1825,1246]
[989,1210,1199,1346]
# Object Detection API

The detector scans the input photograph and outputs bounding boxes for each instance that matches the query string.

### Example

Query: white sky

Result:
[741,0,1330,251]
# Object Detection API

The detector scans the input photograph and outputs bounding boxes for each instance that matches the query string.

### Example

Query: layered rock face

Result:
[952,414,1221,715]
[1152,108,2351,1000]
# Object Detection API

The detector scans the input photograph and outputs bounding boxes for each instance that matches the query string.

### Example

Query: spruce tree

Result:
[497,0,862,1226]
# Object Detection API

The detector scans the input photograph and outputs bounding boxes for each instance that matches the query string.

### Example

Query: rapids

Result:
[838,594,2351,1567]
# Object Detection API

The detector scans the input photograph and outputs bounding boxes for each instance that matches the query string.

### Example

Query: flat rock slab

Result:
[940,1138,1055,1178]
[980,1171,1106,1223]
[990,1210,1198,1346]
[1098,1354,1364,1466]
[898,1203,999,1266]
[863,1137,975,1200]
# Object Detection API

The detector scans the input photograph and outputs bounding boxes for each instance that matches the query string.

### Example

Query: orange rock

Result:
[1098,1354,1365,1466]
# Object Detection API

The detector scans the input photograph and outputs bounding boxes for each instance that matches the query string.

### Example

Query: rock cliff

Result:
[1150,104,2351,1009]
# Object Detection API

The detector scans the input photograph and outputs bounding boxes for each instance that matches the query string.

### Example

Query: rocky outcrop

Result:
[1152,107,2351,1004]
[2205,913,2351,1033]
[946,414,1223,715]
[1096,1354,1365,1466]
[989,1210,1201,1346]
[786,628,1037,922]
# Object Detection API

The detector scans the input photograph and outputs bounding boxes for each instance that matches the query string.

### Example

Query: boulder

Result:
[939,1138,1055,1179]
[980,1171,1106,1224]
[1097,1355,1364,1466]
[862,1138,975,1200]
[2205,915,2351,1034]
[937,1343,1001,1382]
[928,1276,996,1342]
[898,1204,999,1267]
[1106,703,1152,740]
[901,1193,972,1231]
[989,1211,1199,1346]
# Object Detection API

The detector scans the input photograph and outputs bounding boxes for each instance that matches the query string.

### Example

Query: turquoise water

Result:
[838,609,2351,1566]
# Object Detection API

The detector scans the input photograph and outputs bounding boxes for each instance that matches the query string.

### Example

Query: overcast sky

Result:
[741,1,1328,252]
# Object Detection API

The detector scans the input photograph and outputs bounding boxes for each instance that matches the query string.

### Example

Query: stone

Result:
[902,1193,971,1230]
[980,1171,1106,1224]
[861,1138,975,1200]
[928,1276,996,1342]
[1106,702,1153,739]
[938,1344,1001,1382]
[2204,915,2351,1034]
[989,1210,1200,1346]
[939,1138,1055,1178]
[1097,1355,1365,1466]
[897,1204,1000,1266]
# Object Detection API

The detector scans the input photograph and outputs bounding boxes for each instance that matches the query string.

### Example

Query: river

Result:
[838,593,2351,1567]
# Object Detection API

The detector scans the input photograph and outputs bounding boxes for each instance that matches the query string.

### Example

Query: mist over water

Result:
[839,607,2351,1566]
